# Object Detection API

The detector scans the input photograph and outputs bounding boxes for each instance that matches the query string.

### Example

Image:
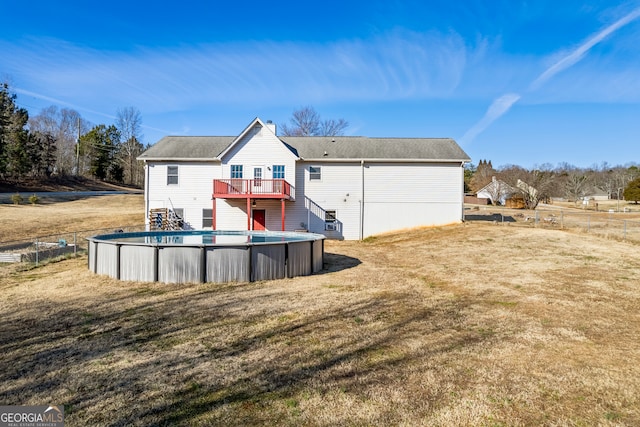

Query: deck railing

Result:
[213,179,295,200]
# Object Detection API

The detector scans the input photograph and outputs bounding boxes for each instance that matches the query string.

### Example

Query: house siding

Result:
[362,162,463,237]
[145,161,220,229]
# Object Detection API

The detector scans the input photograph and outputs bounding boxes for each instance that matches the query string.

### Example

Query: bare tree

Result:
[280,106,349,137]
[482,176,515,206]
[501,165,557,209]
[564,171,591,204]
[116,107,144,186]
[319,118,349,137]
[28,106,90,176]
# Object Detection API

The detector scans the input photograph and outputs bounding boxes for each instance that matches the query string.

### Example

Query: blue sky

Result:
[2,0,640,168]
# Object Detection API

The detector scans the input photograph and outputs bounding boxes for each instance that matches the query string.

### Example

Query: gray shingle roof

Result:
[139,135,470,162]
[138,136,234,160]
[281,136,470,161]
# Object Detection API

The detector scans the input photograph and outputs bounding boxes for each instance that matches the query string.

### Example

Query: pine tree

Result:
[80,125,121,181]
[623,177,640,204]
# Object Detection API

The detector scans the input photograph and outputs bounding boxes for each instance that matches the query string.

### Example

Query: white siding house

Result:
[138,117,471,240]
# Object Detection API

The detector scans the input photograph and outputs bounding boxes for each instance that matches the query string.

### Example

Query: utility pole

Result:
[75,117,80,175]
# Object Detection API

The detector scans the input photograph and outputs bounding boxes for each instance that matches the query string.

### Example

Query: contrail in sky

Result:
[461,6,640,145]
[14,87,175,135]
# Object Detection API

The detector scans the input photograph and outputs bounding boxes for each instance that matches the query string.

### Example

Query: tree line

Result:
[4,84,638,201]
[0,83,147,187]
[466,159,640,209]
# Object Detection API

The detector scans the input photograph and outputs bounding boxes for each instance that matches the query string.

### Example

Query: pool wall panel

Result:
[88,241,97,272]
[207,247,250,283]
[158,246,202,283]
[120,245,156,282]
[312,239,324,272]
[288,241,312,278]
[252,245,286,281]
[96,243,118,277]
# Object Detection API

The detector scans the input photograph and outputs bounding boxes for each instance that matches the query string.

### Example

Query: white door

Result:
[252,166,264,193]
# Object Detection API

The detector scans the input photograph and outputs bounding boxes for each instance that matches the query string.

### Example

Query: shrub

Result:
[29,194,39,205]
[11,193,23,205]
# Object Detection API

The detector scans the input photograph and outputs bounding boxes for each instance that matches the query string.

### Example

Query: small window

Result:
[167,166,178,185]
[309,166,321,180]
[231,165,243,179]
[325,210,337,231]
[273,165,285,179]
[325,210,336,223]
[202,209,213,228]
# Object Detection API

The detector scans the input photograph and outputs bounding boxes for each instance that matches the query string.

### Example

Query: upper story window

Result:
[167,166,179,185]
[273,165,285,179]
[231,165,243,179]
[309,166,321,180]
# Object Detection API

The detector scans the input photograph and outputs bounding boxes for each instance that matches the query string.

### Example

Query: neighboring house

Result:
[586,187,609,201]
[476,177,516,205]
[138,117,471,240]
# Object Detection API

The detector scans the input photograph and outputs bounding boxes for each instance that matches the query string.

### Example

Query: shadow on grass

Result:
[320,252,362,274]
[465,213,517,223]
[0,263,489,426]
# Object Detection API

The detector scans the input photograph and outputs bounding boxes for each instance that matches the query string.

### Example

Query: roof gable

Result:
[218,117,299,162]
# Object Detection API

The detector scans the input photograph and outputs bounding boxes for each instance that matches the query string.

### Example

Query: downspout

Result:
[145,163,150,230]
[360,160,365,240]
[461,162,466,222]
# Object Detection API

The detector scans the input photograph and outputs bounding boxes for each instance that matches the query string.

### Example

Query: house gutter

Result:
[302,158,470,163]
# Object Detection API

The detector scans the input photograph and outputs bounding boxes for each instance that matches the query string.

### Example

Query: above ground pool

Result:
[87,230,325,284]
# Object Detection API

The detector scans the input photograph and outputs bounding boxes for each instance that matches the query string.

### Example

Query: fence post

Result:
[35,238,39,266]
[535,210,539,226]
[74,232,77,256]
[561,211,564,229]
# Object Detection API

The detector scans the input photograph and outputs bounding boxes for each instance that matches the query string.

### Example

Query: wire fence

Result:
[0,225,146,265]
[465,205,640,243]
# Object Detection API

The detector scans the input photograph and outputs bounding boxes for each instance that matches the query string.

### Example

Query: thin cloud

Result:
[531,6,640,90]
[462,6,640,145]
[460,93,521,144]
[0,30,467,113]
[14,87,175,135]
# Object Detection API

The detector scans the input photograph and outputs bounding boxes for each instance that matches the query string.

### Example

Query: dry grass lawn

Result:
[1,196,640,426]
[0,194,144,242]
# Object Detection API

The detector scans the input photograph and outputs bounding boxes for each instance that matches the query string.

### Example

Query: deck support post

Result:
[212,196,216,230]
[281,199,286,231]
[247,198,252,230]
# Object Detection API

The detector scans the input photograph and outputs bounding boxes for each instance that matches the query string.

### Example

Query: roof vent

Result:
[323,151,328,156]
